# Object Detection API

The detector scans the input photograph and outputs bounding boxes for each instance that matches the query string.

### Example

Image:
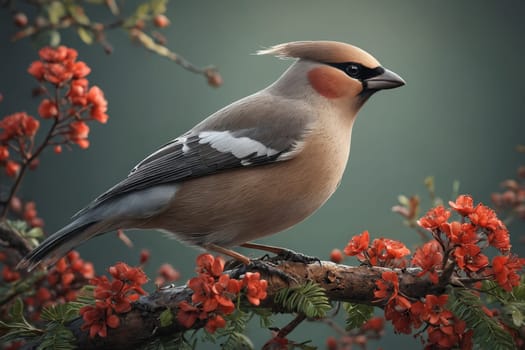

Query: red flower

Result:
[374,271,400,303]
[68,78,89,106]
[242,272,268,306]
[108,262,148,294]
[68,120,90,149]
[195,253,225,277]
[153,14,170,28]
[441,222,477,245]
[73,61,91,78]
[0,112,40,141]
[411,240,443,284]
[329,248,343,263]
[205,314,226,334]
[5,160,20,177]
[87,86,109,123]
[2,265,21,282]
[80,302,120,338]
[366,238,410,267]
[155,263,180,285]
[27,61,45,80]
[189,274,219,312]
[453,244,488,272]
[176,301,201,329]
[468,204,500,231]
[417,206,451,230]
[38,99,58,119]
[139,249,150,265]
[361,316,385,332]
[448,194,475,216]
[80,262,148,337]
[492,255,525,291]
[0,145,8,160]
[426,318,469,349]
[344,230,369,257]
[384,302,418,334]
[488,227,511,252]
[419,294,453,325]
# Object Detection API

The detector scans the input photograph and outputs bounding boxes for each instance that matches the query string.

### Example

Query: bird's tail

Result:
[17,219,100,271]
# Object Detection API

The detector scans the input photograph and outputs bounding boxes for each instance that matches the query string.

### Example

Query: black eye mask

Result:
[325,62,385,81]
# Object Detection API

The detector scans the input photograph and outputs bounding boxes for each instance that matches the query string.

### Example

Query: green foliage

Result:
[4,219,43,248]
[124,0,169,27]
[142,333,196,350]
[448,288,515,350]
[482,278,525,329]
[0,298,43,344]
[201,310,253,350]
[249,306,274,329]
[274,282,331,318]
[342,302,374,330]
[159,307,174,327]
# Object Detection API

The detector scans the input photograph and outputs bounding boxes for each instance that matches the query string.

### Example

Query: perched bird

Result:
[18,41,405,271]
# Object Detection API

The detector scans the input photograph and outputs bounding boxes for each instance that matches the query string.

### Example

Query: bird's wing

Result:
[75,93,314,215]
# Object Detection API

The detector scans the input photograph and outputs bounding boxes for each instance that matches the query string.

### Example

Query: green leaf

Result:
[449,288,515,350]
[135,3,151,18]
[150,0,168,15]
[142,333,195,350]
[26,227,44,239]
[38,322,76,350]
[511,307,523,327]
[159,308,173,327]
[67,5,90,25]
[250,307,273,328]
[397,195,409,206]
[41,303,79,323]
[215,311,253,350]
[9,298,24,321]
[342,302,374,330]
[77,27,94,45]
[47,1,65,25]
[274,282,331,318]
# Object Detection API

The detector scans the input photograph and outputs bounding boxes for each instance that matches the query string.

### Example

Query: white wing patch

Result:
[198,131,279,160]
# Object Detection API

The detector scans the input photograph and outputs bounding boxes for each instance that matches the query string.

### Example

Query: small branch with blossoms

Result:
[3,0,223,87]
[0,45,108,221]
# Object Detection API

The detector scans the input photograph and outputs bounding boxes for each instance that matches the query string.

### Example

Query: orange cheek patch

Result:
[308,67,352,99]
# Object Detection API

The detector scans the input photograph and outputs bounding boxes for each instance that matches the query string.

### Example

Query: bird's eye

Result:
[345,64,360,77]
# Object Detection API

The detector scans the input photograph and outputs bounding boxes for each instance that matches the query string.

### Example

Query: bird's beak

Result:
[364,68,405,90]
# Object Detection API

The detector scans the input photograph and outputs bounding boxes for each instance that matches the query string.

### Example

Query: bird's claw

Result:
[275,248,321,266]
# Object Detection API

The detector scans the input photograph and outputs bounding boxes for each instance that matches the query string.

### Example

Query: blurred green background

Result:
[1,1,525,348]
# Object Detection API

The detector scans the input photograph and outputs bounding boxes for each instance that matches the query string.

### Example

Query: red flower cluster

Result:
[344,230,410,267]
[8,198,44,228]
[338,195,524,348]
[28,46,108,149]
[1,46,108,180]
[413,194,524,290]
[0,112,39,176]
[28,46,90,85]
[374,273,473,348]
[80,262,147,338]
[177,254,267,334]
[25,250,95,320]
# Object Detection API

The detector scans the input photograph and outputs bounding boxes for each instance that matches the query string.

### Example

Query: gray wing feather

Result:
[73,93,313,218]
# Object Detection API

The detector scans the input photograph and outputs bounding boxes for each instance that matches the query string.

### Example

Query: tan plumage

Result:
[18,41,405,271]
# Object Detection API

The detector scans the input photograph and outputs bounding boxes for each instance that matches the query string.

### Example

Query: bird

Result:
[18,40,405,271]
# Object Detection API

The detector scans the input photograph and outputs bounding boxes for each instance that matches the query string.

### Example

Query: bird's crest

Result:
[257,41,380,67]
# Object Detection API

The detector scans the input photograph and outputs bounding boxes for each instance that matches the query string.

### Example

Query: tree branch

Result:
[47,260,443,349]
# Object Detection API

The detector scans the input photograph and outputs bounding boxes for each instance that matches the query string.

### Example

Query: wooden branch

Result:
[0,222,31,258]
[51,260,443,349]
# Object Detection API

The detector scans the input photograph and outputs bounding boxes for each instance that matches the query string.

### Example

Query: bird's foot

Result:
[274,248,321,265]
[230,259,295,284]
